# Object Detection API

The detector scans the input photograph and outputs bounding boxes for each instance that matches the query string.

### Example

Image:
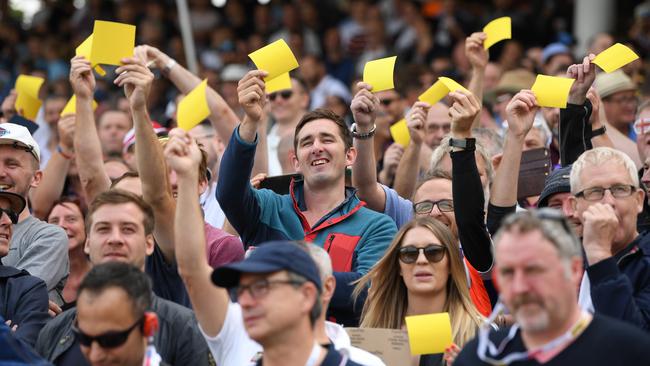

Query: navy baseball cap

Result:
[211,241,322,291]
[538,165,572,208]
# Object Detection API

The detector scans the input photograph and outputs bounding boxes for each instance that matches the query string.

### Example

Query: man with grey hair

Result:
[455,209,650,365]
[568,147,650,331]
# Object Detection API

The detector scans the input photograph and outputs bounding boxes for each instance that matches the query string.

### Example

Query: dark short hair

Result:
[78,262,152,319]
[110,171,140,189]
[48,196,87,222]
[86,189,155,235]
[293,108,352,153]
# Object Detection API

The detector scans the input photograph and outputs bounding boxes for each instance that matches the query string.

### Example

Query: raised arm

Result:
[114,54,176,263]
[465,32,488,129]
[164,127,229,337]
[350,82,386,212]
[69,56,111,202]
[31,114,75,220]
[393,102,430,199]
[586,88,614,149]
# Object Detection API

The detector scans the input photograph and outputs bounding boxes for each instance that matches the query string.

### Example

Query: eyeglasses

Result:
[413,199,454,214]
[268,90,293,101]
[605,95,638,106]
[0,208,18,224]
[380,98,396,106]
[574,184,636,201]
[73,317,142,349]
[634,118,650,135]
[398,245,447,264]
[235,279,304,300]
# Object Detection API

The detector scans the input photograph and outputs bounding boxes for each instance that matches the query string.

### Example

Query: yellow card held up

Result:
[531,74,575,108]
[177,79,210,131]
[419,77,470,105]
[14,75,45,120]
[593,43,640,73]
[483,17,511,50]
[90,20,136,66]
[266,72,292,94]
[405,313,453,355]
[248,39,299,81]
[76,35,107,76]
[390,119,410,147]
[60,96,98,117]
[363,56,397,93]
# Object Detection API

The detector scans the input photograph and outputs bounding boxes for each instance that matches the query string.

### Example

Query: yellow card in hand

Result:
[266,72,292,94]
[90,20,136,66]
[177,79,210,131]
[60,96,98,117]
[405,313,453,355]
[248,39,299,81]
[419,77,470,105]
[531,74,575,108]
[76,35,107,76]
[593,43,639,73]
[483,17,511,50]
[390,119,410,147]
[363,56,397,93]
[14,75,45,120]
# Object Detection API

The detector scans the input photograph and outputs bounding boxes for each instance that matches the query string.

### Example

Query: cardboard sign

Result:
[363,56,397,92]
[177,79,210,131]
[90,20,136,66]
[14,75,45,120]
[248,39,299,91]
[593,43,639,73]
[531,75,575,108]
[346,328,411,366]
[483,17,511,50]
[419,77,470,105]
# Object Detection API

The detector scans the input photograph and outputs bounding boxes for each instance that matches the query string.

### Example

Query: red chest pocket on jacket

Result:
[324,233,361,272]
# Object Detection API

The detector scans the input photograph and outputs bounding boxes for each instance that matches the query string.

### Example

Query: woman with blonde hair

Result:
[354,216,484,365]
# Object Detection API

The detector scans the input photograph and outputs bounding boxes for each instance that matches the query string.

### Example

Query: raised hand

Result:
[504,90,538,139]
[134,44,166,68]
[1,89,17,121]
[351,82,379,130]
[586,87,602,128]
[69,56,96,100]
[237,70,267,123]
[566,54,596,105]
[57,114,76,155]
[581,203,618,265]
[114,56,154,111]
[448,90,481,136]
[405,101,430,145]
[164,128,203,177]
[465,32,489,70]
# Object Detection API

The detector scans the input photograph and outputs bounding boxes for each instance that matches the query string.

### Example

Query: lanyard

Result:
[477,302,591,365]
[305,343,323,366]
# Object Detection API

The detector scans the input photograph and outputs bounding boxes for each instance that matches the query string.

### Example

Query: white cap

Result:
[0,123,40,162]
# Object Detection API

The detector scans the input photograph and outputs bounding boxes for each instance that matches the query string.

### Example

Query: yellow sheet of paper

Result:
[531,74,575,108]
[177,79,210,131]
[419,77,470,105]
[363,56,397,92]
[266,72,292,94]
[405,313,453,355]
[60,96,98,117]
[14,75,45,120]
[483,17,511,50]
[90,20,136,66]
[248,39,299,81]
[76,34,107,75]
[390,119,410,147]
[593,43,640,73]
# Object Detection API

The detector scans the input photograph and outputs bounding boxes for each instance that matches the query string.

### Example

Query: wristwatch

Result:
[591,125,606,137]
[350,123,376,139]
[449,137,476,151]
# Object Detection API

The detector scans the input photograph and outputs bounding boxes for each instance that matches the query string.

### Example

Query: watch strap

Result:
[449,137,476,151]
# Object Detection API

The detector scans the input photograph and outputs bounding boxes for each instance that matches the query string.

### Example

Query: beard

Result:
[512,294,550,332]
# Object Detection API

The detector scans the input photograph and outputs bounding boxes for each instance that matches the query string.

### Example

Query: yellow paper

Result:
[248,39,299,81]
[177,79,210,131]
[593,43,640,73]
[483,17,511,50]
[419,77,470,105]
[405,313,453,355]
[390,119,410,147]
[14,75,45,120]
[76,34,107,75]
[363,56,397,92]
[90,20,136,66]
[266,72,292,94]
[531,74,575,108]
[60,96,98,117]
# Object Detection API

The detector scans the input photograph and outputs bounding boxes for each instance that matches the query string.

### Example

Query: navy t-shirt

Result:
[145,244,192,308]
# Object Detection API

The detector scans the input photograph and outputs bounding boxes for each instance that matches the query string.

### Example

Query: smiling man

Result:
[217,70,396,326]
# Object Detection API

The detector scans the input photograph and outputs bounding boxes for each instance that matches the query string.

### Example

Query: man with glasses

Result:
[568,147,650,330]
[595,70,638,140]
[455,209,650,365]
[375,89,406,125]
[74,262,167,366]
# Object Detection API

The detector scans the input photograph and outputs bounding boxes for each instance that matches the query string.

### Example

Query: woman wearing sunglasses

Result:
[354,216,484,366]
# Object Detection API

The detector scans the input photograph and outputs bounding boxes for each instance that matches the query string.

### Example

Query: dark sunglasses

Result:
[398,245,446,264]
[380,98,396,106]
[0,208,18,224]
[269,90,293,101]
[73,317,142,349]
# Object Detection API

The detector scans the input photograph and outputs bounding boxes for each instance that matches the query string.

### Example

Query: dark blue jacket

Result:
[0,315,51,365]
[0,265,49,347]
[588,230,650,331]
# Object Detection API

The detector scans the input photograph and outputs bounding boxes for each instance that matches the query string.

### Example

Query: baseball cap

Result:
[0,190,26,215]
[594,70,636,99]
[537,165,572,208]
[122,122,168,155]
[541,42,571,64]
[0,123,40,162]
[211,241,322,290]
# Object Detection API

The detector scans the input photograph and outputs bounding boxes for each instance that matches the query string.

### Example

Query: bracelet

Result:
[57,145,73,160]
[449,137,476,151]
[162,58,176,75]
[591,125,606,137]
[350,123,376,139]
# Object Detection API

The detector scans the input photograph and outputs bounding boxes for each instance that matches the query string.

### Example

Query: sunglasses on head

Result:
[268,90,293,101]
[73,317,142,349]
[0,208,18,224]
[398,244,446,264]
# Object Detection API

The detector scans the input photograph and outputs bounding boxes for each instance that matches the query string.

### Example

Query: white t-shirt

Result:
[200,182,226,229]
[266,124,283,176]
[199,302,386,366]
